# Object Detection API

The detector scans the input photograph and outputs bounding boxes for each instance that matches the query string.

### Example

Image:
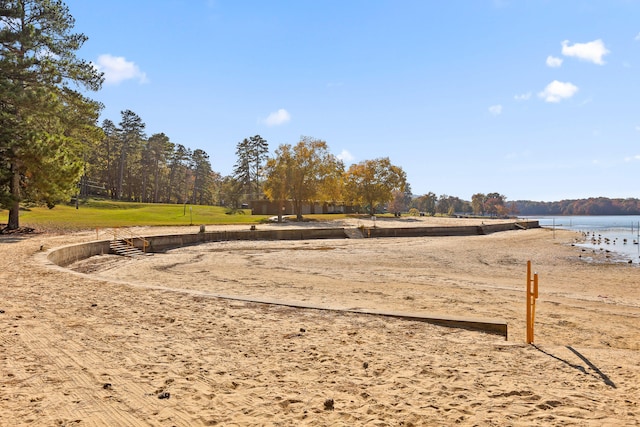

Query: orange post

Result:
[526,261,531,343]
[526,260,539,344]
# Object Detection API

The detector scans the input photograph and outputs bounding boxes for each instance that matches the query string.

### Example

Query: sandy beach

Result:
[1,217,639,426]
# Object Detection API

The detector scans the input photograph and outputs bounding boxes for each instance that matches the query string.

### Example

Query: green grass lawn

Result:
[1,199,353,232]
[3,200,266,232]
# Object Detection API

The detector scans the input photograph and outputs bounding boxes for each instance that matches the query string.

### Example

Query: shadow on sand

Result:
[533,344,616,388]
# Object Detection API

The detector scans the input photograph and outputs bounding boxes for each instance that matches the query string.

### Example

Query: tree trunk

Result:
[277,200,284,223]
[117,149,125,199]
[294,200,303,221]
[153,159,160,203]
[7,163,21,230]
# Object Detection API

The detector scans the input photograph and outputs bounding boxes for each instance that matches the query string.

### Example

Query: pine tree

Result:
[116,110,145,200]
[233,135,268,201]
[0,0,103,230]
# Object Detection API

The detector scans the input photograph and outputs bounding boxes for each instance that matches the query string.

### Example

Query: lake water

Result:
[522,215,640,262]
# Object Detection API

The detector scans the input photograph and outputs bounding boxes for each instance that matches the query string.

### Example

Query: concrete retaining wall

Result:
[366,220,538,238]
[48,220,539,266]
[47,240,112,267]
[146,228,348,253]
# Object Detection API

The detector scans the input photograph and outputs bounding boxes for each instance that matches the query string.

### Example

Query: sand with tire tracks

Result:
[1,217,638,426]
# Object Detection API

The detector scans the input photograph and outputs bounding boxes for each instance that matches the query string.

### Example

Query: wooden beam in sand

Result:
[204,295,509,339]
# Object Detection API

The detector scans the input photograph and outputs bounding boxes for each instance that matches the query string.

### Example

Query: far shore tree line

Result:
[2,1,638,231]
[513,198,640,216]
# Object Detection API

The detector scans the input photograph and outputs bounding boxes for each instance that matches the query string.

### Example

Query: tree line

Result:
[85,118,411,222]
[409,192,513,217]
[87,110,218,206]
[515,198,640,216]
[86,122,518,221]
[83,115,515,221]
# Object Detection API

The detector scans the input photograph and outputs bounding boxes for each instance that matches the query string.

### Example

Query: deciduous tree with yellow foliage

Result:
[263,136,343,221]
[344,158,406,215]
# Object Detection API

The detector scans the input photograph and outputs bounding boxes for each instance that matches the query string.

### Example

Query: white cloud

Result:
[514,92,531,101]
[625,154,640,162]
[561,39,609,65]
[261,109,291,126]
[635,32,640,41]
[546,55,563,68]
[538,80,579,103]
[95,54,148,85]
[337,149,354,162]
[488,104,502,115]
[636,126,640,132]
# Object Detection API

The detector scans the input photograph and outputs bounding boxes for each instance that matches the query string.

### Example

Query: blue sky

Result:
[65,0,639,202]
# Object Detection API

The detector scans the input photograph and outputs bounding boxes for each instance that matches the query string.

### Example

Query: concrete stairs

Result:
[344,228,366,239]
[109,240,150,258]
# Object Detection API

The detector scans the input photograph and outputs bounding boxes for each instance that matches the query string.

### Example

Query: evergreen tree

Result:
[0,0,103,229]
[233,134,268,201]
[144,133,173,203]
[116,110,145,200]
[191,148,213,205]
[233,138,252,200]
[86,119,119,199]
[166,144,191,203]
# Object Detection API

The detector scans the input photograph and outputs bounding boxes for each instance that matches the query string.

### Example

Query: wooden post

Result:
[526,260,539,344]
[526,261,531,343]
